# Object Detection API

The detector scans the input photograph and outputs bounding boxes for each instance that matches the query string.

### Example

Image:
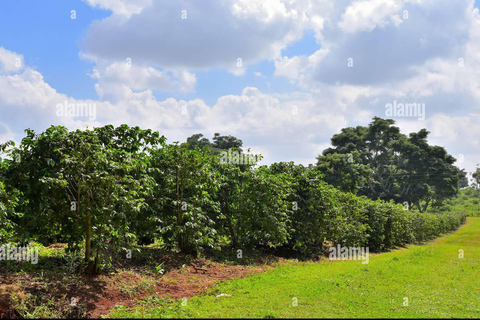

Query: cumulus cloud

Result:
[0,67,104,133]
[2,0,480,174]
[81,0,305,70]
[1,47,478,171]
[0,48,24,74]
[0,47,349,165]
[81,0,152,16]
[275,0,473,88]
[338,0,404,33]
[91,61,197,101]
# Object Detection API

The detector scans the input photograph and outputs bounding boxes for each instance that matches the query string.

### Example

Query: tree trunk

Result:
[415,200,422,212]
[422,200,429,213]
[94,249,102,274]
[76,178,81,249]
[224,202,237,248]
[176,165,190,254]
[85,194,92,265]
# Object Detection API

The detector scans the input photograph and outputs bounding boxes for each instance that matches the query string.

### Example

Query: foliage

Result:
[316,117,464,212]
[269,162,465,256]
[472,167,480,189]
[0,179,19,243]
[213,160,292,249]
[1,125,164,273]
[426,187,480,217]
[186,132,243,155]
[148,143,220,254]
[0,123,469,274]
[112,217,480,319]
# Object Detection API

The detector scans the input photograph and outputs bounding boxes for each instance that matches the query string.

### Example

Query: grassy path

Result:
[111,218,480,318]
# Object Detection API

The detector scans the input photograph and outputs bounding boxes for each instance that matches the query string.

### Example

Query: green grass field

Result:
[110,217,480,318]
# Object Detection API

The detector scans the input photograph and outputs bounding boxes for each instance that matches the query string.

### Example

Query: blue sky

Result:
[0,0,315,105]
[0,0,109,99]
[0,0,479,177]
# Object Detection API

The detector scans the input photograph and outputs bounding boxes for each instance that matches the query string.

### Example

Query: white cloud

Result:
[0,67,105,136]
[339,0,403,33]
[0,48,349,166]
[274,0,474,90]
[3,0,480,174]
[0,48,24,74]
[171,70,197,93]
[1,46,478,173]
[0,122,15,145]
[81,0,307,70]
[91,62,197,100]
[274,48,329,81]
[231,0,290,23]
[81,0,152,16]
[229,66,246,76]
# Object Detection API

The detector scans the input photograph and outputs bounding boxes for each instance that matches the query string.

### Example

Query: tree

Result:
[318,118,406,200]
[0,180,19,243]
[400,131,462,211]
[186,133,243,154]
[212,157,291,249]
[317,117,462,212]
[1,125,164,274]
[1,126,73,245]
[149,143,220,255]
[212,133,243,154]
[316,151,371,194]
[269,162,335,256]
[472,167,480,189]
[458,169,469,189]
[186,133,212,151]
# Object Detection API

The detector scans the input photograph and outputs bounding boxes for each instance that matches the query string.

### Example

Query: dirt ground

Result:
[88,259,272,318]
[0,247,279,319]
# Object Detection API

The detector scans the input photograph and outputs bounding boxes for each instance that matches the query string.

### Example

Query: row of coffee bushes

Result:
[268,162,467,256]
[0,125,467,272]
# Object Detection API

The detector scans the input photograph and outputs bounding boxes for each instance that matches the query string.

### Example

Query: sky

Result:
[0,0,479,179]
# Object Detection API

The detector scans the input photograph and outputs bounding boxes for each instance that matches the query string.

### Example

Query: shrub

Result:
[0,127,468,269]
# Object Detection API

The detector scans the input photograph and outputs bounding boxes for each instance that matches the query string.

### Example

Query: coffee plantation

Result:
[0,125,466,274]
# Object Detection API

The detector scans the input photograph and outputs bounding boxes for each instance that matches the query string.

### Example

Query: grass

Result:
[109,217,480,318]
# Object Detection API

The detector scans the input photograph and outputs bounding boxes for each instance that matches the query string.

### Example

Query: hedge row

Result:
[267,162,467,256]
[0,126,467,270]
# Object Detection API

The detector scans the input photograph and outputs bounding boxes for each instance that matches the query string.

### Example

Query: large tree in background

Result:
[458,170,469,189]
[472,167,480,189]
[315,151,372,194]
[317,117,463,212]
[186,133,243,154]
[318,118,406,200]
[400,129,464,211]
[186,133,212,151]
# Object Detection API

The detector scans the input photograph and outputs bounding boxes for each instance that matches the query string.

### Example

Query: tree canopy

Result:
[317,117,465,212]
